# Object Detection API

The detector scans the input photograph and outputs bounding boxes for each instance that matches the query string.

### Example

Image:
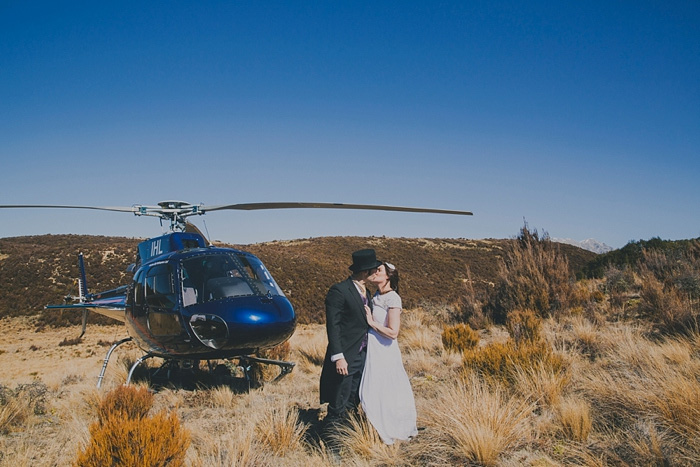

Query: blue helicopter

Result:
[1,201,472,387]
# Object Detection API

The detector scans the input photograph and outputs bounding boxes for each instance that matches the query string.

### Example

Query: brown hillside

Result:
[0,234,596,324]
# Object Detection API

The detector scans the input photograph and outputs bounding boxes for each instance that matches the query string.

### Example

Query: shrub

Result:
[76,385,190,467]
[75,411,190,467]
[96,385,153,424]
[505,309,541,345]
[453,267,490,329]
[604,265,639,310]
[638,248,700,333]
[442,323,480,353]
[639,274,695,332]
[485,223,575,323]
[581,237,700,279]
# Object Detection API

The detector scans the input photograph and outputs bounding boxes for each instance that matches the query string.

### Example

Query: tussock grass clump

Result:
[0,393,33,435]
[570,316,604,359]
[187,416,262,466]
[423,378,535,466]
[512,360,570,407]
[295,331,327,370]
[76,411,190,467]
[76,385,190,467]
[255,402,307,457]
[0,382,48,434]
[208,385,237,408]
[556,395,592,442]
[398,305,445,353]
[442,323,479,353]
[462,339,565,388]
[331,412,406,464]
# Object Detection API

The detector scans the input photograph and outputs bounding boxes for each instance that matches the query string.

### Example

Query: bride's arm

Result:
[366,307,401,340]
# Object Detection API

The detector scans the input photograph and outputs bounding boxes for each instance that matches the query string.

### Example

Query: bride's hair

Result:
[384,262,400,294]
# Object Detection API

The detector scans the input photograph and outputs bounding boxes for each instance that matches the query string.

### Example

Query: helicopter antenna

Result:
[202,219,212,243]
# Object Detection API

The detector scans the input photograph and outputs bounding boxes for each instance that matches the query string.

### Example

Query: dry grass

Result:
[2,310,700,466]
[575,325,700,465]
[293,325,328,372]
[513,360,570,407]
[422,376,536,466]
[255,401,307,457]
[332,412,407,464]
[555,395,592,442]
[207,385,237,408]
[0,395,31,434]
[399,307,444,353]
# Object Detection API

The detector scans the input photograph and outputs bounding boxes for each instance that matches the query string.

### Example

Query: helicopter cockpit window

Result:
[144,264,176,310]
[180,253,284,304]
[134,269,145,307]
[235,254,285,297]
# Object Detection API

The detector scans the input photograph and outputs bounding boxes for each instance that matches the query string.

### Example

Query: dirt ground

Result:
[0,316,139,388]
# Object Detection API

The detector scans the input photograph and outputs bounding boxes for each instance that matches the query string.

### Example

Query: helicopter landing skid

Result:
[96,340,295,388]
[238,355,296,383]
[96,337,133,388]
[126,353,157,386]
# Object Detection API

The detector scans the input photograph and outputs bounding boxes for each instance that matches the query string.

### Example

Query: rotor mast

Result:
[132,201,205,232]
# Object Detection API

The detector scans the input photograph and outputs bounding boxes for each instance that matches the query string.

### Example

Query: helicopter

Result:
[0,201,472,387]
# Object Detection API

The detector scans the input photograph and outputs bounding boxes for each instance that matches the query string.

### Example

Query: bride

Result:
[359,261,418,445]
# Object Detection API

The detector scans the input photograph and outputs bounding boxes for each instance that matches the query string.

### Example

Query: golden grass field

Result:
[1,305,699,466]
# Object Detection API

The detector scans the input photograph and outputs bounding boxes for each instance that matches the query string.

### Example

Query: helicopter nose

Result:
[186,297,295,351]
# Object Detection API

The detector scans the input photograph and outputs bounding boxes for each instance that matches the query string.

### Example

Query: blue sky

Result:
[1,1,698,248]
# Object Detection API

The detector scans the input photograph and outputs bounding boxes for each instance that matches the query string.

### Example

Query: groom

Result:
[320,248,381,426]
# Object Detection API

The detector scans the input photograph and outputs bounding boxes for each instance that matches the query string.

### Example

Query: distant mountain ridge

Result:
[0,234,597,325]
[553,237,613,254]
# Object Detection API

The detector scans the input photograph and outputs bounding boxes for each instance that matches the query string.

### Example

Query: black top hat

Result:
[349,249,382,272]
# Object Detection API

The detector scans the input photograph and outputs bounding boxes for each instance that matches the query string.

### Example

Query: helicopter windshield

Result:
[180,253,284,306]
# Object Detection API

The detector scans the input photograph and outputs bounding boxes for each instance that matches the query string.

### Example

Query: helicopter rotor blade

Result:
[0,203,196,218]
[202,202,473,216]
[0,204,136,213]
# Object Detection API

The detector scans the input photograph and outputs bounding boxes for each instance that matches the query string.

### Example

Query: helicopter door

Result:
[144,263,181,336]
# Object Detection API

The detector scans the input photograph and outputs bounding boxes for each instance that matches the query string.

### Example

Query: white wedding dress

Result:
[359,291,418,445]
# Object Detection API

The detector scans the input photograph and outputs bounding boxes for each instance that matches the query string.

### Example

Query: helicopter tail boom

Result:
[45,302,127,323]
[45,254,129,334]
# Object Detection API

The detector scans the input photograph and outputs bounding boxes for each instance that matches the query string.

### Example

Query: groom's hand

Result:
[335,358,348,375]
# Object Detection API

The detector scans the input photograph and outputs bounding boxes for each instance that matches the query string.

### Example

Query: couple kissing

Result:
[320,248,417,446]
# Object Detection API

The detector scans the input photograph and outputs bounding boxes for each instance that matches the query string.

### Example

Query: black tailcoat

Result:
[319,277,371,407]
